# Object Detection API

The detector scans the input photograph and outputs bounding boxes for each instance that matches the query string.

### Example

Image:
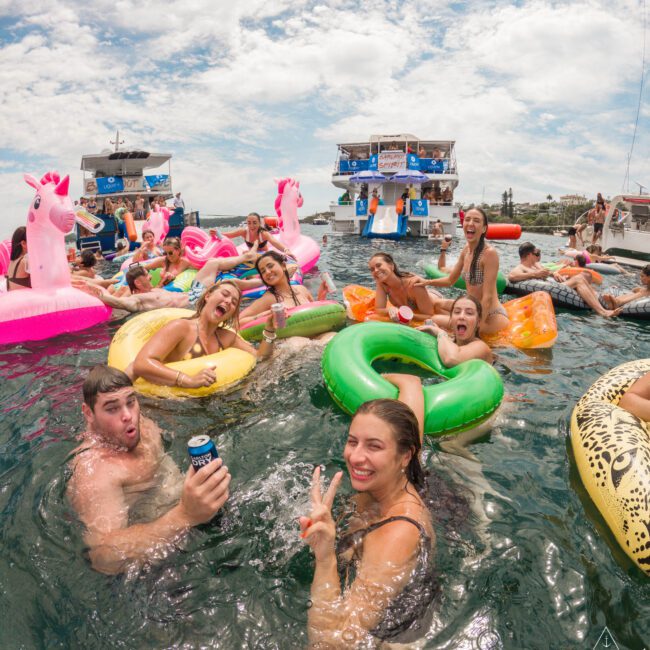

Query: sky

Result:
[0,0,648,234]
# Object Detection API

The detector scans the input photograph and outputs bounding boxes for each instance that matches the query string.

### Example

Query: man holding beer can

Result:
[67,365,231,575]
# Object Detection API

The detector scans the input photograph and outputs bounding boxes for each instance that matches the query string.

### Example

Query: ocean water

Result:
[0,225,649,649]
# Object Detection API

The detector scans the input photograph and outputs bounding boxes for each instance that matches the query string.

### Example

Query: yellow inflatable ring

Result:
[570,359,650,575]
[107,308,256,398]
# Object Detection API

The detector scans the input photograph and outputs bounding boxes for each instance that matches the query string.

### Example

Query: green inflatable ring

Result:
[424,263,507,294]
[240,301,346,341]
[321,322,504,437]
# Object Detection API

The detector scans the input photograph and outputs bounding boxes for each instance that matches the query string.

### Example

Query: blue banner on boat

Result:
[356,199,368,216]
[411,199,429,216]
[145,174,170,190]
[420,159,449,173]
[368,154,378,171]
[95,176,124,194]
[339,159,369,173]
[407,154,420,170]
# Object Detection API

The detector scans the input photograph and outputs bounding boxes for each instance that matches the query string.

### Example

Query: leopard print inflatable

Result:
[571,359,650,576]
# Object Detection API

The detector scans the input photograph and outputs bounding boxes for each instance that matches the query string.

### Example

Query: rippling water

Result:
[1,226,649,649]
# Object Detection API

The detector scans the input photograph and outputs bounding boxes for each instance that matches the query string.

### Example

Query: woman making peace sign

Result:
[299,375,437,646]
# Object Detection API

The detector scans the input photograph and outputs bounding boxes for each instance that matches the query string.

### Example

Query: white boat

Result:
[78,131,199,253]
[330,133,459,239]
[312,217,330,225]
[601,194,650,267]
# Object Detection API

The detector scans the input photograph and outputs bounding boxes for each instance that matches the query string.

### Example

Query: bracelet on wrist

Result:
[262,332,277,343]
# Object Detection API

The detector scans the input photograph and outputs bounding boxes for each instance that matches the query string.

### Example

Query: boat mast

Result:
[110,130,124,152]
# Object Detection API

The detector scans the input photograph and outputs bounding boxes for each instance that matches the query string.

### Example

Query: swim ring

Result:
[482,292,557,349]
[424,263,507,294]
[239,301,346,341]
[321,322,504,437]
[108,308,256,398]
[544,263,603,285]
[570,359,650,576]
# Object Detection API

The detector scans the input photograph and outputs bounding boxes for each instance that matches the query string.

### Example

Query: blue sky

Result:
[0,0,648,234]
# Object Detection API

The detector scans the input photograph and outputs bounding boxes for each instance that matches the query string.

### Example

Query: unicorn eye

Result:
[33,195,41,209]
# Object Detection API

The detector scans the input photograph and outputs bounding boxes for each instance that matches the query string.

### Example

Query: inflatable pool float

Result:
[342,284,433,326]
[321,322,504,437]
[240,301,346,341]
[505,280,650,319]
[0,172,111,345]
[424,263,507,294]
[482,292,557,349]
[570,359,650,576]
[485,223,521,240]
[0,238,11,276]
[544,263,603,285]
[181,226,239,268]
[108,308,256,398]
[587,262,623,275]
[236,178,320,273]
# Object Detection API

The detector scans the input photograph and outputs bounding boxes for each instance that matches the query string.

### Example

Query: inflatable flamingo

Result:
[146,205,170,244]
[0,172,111,345]
[0,239,10,276]
[237,178,320,273]
[181,227,239,268]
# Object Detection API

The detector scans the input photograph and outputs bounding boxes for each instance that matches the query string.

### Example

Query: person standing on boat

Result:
[134,195,145,220]
[173,192,185,214]
[6,226,31,291]
[592,204,606,245]
[86,196,98,215]
[222,212,294,258]
[416,208,509,335]
[66,365,231,574]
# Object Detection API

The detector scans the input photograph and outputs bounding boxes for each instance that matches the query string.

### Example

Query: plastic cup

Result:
[397,306,413,324]
[271,303,287,329]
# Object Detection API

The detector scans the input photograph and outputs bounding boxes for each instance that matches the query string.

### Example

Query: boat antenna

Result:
[623,0,647,193]
[633,180,647,194]
[110,130,124,152]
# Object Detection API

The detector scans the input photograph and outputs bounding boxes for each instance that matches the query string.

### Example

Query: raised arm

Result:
[68,456,230,575]
[73,280,138,311]
[222,228,246,240]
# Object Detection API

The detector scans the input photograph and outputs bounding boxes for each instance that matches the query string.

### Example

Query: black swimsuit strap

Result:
[362,515,428,538]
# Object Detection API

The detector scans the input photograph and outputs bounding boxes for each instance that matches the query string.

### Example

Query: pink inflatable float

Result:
[181,227,239,268]
[0,239,10,276]
[237,178,320,273]
[146,205,170,244]
[0,171,111,345]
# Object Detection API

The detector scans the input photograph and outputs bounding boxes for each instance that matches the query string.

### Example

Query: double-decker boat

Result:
[601,194,650,267]
[77,132,199,253]
[330,133,459,239]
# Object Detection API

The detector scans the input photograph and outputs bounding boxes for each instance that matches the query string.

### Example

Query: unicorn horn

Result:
[54,175,70,196]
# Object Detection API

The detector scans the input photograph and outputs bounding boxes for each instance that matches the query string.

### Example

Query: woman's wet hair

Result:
[369,252,413,279]
[10,227,27,261]
[191,280,241,331]
[255,250,300,305]
[467,208,488,285]
[163,237,181,249]
[354,399,425,493]
[83,365,133,411]
[449,293,482,337]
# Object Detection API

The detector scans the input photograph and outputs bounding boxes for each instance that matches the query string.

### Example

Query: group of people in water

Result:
[6,202,650,646]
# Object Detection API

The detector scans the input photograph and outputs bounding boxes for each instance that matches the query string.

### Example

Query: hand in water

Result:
[299,466,343,561]
[179,459,231,526]
[187,367,217,388]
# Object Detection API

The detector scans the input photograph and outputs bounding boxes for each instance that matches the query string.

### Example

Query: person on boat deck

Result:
[173,192,185,213]
[432,147,443,160]
[143,237,194,286]
[66,365,231,575]
[239,250,330,326]
[441,186,453,205]
[507,242,620,318]
[418,146,427,157]
[134,195,145,220]
[601,264,650,310]
[618,370,650,422]
[103,197,115,216]
[132,228,163,263]
[86,196,98,215]
[71,250,100,280]
[131,280,276,389]
[430,220,444,238]
[369,252,445,323]
[222,212,294,259]
[299,373,439,646]
[6,226,30,291]
[592,204,606,244]
[418,294,493,365]
[416,208,509,335]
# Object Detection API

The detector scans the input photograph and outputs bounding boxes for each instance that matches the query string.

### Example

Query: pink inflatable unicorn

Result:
[146,205,170,244]
[0,172,111,345]
[237,178,320,273]
[0,239,10,276]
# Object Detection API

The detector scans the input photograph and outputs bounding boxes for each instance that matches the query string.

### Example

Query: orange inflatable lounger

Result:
[557,266,603,285]
[343,284,426,327]
[483,291,557,349]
